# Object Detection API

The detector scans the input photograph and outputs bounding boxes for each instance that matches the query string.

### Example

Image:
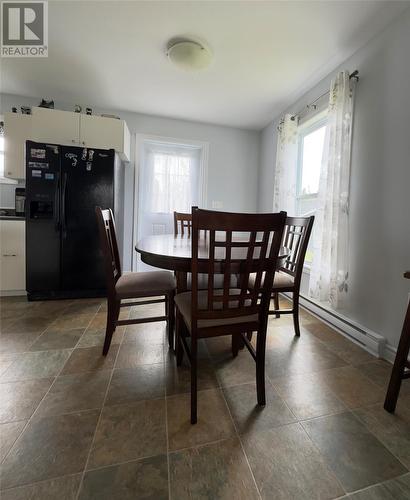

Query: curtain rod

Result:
[290,70,359,121]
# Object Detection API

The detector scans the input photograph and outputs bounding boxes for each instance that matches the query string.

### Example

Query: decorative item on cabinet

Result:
[39,99,54,109]
[86,107,93,115]
[11,107,17,113]
[21,107,31,115]
[101,114,121,120]
[74,104,82,113]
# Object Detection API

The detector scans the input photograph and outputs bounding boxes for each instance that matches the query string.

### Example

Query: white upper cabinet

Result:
[4,107,131,180]
[31,107,80,146]
[80,114,130,161]
[4,112,32,179]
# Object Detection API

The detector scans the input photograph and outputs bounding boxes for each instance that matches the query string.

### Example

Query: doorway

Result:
[133,135,208,271]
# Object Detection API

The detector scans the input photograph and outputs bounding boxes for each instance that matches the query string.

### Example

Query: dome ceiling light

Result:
[166,37,212,71]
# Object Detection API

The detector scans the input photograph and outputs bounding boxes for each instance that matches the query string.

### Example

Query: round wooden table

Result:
[135,234,288,291]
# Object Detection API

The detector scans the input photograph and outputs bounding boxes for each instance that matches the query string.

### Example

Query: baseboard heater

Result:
[281,292,386,359]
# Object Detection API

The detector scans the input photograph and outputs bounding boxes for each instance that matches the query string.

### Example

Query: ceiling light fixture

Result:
[166,37,212,71]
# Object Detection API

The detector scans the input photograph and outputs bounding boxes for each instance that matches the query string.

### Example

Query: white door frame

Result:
[132,133,209,271]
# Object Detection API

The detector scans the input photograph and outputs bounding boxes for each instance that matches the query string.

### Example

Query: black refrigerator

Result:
[25,141,124,300]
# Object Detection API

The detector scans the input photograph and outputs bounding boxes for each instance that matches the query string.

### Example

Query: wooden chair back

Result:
[280,216,314,285]
[174,211,192,236]
[190,208,286,332]
[95,206,122,296]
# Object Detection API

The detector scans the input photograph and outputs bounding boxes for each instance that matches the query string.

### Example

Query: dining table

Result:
[135,233,289,292]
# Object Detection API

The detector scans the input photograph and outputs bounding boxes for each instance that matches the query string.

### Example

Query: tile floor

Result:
[1,296,410,499]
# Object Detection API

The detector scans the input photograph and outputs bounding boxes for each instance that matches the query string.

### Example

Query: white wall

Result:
[258,9,410,351]
[0,93,260,270]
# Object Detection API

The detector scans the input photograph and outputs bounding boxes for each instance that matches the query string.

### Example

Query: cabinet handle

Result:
[82,141,85,145]
[71,139,76,143]
[3,254,17,257]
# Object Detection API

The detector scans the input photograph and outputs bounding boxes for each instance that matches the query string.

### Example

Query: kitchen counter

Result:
[0,209,25,221]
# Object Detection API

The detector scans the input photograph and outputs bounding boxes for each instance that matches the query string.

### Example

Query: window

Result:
[296,112,327,264]
[150,150,195,214]
[135,136,207,270]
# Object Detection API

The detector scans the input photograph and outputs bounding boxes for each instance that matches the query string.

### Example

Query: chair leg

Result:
[384,303,410,412]
[166,292,175,351]
[191,336,198,424]
[175,312,184,366]
[232,334,239,357]
[293,293,301,337]
[103,298,120,356]
[256,327,267,406]
[273,292,280,318]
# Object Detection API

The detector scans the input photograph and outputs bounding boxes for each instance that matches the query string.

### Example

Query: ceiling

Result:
[1,1,408,129]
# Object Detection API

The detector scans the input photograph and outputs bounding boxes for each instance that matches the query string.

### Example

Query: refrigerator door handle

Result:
[62,173,68,239]
[54,174,61,231]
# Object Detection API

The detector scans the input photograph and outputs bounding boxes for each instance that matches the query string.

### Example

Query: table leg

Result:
[173,272,188,356]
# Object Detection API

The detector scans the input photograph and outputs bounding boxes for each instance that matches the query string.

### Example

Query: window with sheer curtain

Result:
[149,150,194,213]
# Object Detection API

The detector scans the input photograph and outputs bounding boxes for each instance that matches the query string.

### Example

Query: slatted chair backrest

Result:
[95,206,122,296]
[280,216,314,284]
[174,211,193,236]
[190,208,286,331]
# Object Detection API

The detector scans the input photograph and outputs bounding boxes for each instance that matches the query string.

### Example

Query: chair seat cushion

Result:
[175,289,258,330]
[115,271,176,299]
[248,271,294,290]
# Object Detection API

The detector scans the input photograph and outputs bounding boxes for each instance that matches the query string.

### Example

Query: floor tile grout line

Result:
[74,304,128,500]
[338,471,410,497]
[348,407,410,473]
[164,347,172,500]
[218,367,262,500]
[0,305,103,471]
[298,413,353,497]
[0,471,83,494]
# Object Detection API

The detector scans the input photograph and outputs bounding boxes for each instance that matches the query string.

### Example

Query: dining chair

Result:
[175,207,286,423]
[248,215,314,337]
[174,210,234,290]
[95,207,176,355]
[384,271,410,413]
[174,211,192,236]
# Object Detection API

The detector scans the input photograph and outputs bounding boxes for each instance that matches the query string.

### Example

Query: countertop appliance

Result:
[15,188,25,216]
[25,141,124,300]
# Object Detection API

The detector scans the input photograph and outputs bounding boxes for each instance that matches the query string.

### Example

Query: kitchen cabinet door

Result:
[0,220,26,293]
[4,113,32,179]
[32,107,80,147]
[80,114,130,161]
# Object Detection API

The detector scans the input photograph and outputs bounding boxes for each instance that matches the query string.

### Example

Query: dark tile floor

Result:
[1,295,410,499]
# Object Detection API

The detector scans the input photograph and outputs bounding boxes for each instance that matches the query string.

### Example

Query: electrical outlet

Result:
[211,201,223,209]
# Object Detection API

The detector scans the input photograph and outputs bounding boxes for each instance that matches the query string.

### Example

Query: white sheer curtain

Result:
[145,144,199,214]
[138,140,201,249]
[273,114,299,213]
[309,71,356,309]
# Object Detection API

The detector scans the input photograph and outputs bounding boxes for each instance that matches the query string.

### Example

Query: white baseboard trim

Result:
[0,290,26,297]
[282,292,387,358]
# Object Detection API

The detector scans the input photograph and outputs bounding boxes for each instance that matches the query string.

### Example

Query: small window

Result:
[296,113,327,265]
